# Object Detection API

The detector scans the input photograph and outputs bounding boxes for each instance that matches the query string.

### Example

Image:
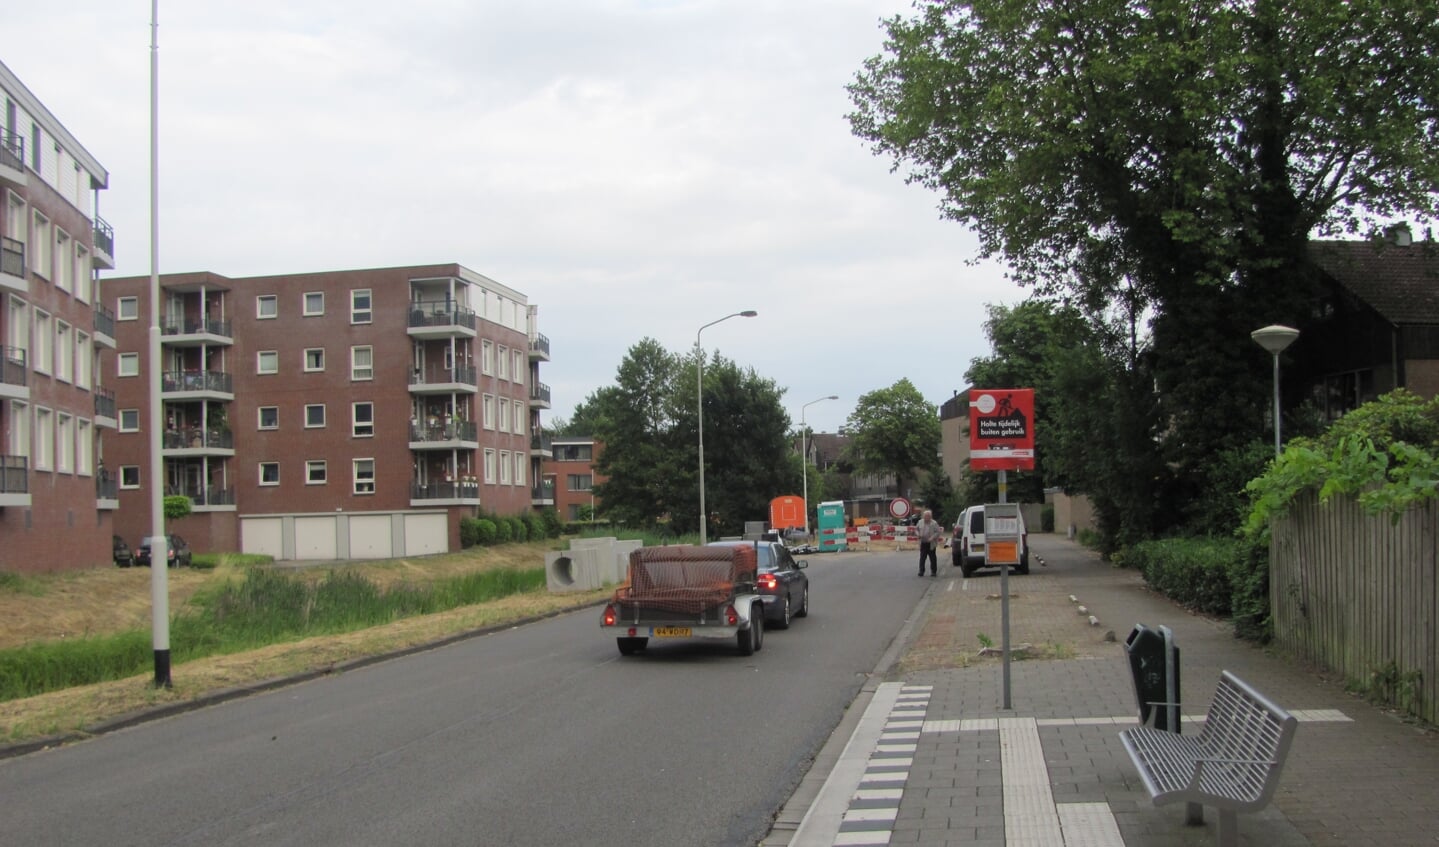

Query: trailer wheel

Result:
[617,637,647,656]
[754,611,764,652]
[737,613,761,656]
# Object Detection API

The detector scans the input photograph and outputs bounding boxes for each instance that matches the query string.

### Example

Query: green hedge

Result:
[1125,537,1249,620]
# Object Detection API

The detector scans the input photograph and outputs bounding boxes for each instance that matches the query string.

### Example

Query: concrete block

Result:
[546,546,603,592]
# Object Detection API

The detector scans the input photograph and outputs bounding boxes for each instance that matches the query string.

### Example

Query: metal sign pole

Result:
[999,469,1011,710]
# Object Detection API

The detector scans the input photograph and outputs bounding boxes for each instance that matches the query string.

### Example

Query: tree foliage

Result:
[844,379,940,493]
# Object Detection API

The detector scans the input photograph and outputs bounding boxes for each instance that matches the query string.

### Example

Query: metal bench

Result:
[1120,670,1298,847]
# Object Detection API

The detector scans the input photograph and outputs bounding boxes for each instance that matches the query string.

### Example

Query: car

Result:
[706,539,809,629]
[951,505,1028,577]
[136,534,192,568]
[113,535,135,568]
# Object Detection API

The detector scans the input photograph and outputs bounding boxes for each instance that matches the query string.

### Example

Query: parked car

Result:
[706,539,810,629]
[136,534,192,568]
[113,535,135,568]
[951,505,1029,577]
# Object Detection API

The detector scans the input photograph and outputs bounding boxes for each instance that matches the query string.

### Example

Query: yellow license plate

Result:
[654,627,692,638]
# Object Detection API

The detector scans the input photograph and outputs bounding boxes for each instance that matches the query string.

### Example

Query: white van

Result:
[950,505,1029,577]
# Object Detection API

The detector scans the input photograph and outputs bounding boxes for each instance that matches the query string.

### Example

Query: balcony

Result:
[94,387,117,428]
[93,302,117,348]
[531,479,556,507]
[162,370,234,400]
[1,237,25,294]
[529,332,551,361]
[0,347,28,401]
[166,484,236,511]
[409,420,479,450]
[407,302,478,340]
[160,317,233,347]
[0,454,30,507]
[410,480,481,506]
[96,471,119,509]
[531,431,553,457]
[529,381,551,409]
[0,130,23,185]
[92,216,115,270]
[163,426,235,456]
[409,363,478,395]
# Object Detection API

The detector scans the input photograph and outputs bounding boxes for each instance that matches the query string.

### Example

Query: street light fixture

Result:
[1251,324,1300,457]
[697,310,758,544]
[800,395,839,542]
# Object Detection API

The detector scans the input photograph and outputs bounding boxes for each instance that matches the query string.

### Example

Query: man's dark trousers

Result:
[919,542,937,576]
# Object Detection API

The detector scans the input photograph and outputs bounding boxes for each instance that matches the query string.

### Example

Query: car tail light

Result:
[757,573,778,591]
[724,604,739,625]
[602,604,618,626]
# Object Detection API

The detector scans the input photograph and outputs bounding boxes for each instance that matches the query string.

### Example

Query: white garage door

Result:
[241,517,284,559]
[349,514,392,559]
[295,516,339,560]
[404,513,448,556]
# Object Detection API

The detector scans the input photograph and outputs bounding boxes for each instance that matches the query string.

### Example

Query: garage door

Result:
[349,514,392,559]
[241,517,284,559]
[295,516,338,560]
[404,512,448,556]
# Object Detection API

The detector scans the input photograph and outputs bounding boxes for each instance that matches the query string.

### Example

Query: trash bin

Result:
[1125,623,1181,732]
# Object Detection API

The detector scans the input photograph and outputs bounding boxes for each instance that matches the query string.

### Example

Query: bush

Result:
[1040,504,1055,533]
[473,519,497,545]
[494,517,514,543]
[460,518,481,548]
[525,513,547,541]
[510,517,528,542]
[1127,537,1246,618]
[1229,541,1271,643]
[540,509,563,539]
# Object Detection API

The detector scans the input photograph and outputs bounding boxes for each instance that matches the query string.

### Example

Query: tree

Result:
[845,379,940,496]
[850,0,1439,507]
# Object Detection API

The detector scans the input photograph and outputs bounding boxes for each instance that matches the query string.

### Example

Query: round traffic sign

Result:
[889,497,911,519]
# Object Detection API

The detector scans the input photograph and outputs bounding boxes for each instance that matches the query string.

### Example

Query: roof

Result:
[1309,239,1439,325]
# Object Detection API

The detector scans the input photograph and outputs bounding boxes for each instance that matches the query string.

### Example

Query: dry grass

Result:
[0,542,609,745]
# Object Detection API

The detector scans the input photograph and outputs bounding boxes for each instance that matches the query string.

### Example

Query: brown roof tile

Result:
[1309,239,1439,324]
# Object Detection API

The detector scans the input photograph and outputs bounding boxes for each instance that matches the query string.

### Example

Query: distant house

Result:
[1303,232,1439,417]
[540,435,604,522]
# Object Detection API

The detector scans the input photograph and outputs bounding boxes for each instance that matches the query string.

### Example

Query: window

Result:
[498,398,510,433]
[353,459,375,494]
[304,348,325,372]
[259,462,280,486]
[305,404,326,428]
[8,400,28,458]
[483,449,497,484]
[75,331,90,388]
[55,321,71,382]
[481,340,494,375]
[258,406,278,429]
[351,289,372,324]
[31,211,50,277]
[33,311,51,373]
[568,474,594,492]
[256,295,277,319]
[557,444,593,461]
[512,351,524,385]
[352,402,374,437]
[35,407,52,470]
[307,460,327,484]
[514,453,526,486]
[118,352,139,378]
[303,291,324,316]
[499,450,511,484]
[120,466,140,489]
[117,296,139,320]
[257,350,278,374]
[74,246,89,303]
[77,419,92,475]
[56,413,72,472]
[55,229,71,292]
[482,394,495,430]
[497,346,509,380]
[119,409,140,432]
[351,345,373,381]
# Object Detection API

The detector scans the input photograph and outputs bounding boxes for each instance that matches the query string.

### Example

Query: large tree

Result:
[844,379,941,496]
[850,0,1439,493]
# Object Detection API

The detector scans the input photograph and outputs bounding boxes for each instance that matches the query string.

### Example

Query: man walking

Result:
[916,509,942,577]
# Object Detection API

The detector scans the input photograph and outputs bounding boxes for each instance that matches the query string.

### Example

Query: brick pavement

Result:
[771,534,1439,847]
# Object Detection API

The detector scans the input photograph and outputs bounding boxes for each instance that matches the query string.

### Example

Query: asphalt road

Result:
[0,550,931,847]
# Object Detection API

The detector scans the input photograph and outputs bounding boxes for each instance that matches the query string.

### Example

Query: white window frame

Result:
[352,401,374,437]
[54,228,72,292]
[119,409,140,432]
[514,453,526,487]
[305,404,326,429]
[481,340,494,375]
[512,351,524,385]
[33,310,51,374]
[304,347,325,372]
[497,345,509,380]
[31,211,51,277]
[353,458,375,494]
[8,400,28,458]
[482,394,495,430]
[483,448,497,484]
[117,296,139,321]
[350,345,373,381]
[303,291,324,316]
[499,450,511,484]
[351,289,372,324]
[256,294,278,319]
[118,352,139,378]
[258,406,279,430]
[54,320,71,383]
[119,465,140,489]
[34,406,53,471]
[257,350,279,374]
[498,398,510,434]
[74,245,90,304]
[307,460,327,485]
[77,418,92,475]
[56,412,73,473]
[259,462,280,486]
[75,331,91,389]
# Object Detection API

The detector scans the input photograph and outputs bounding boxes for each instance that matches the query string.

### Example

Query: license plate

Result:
[653,627,692,638]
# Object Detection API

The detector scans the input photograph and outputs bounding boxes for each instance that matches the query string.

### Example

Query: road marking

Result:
[999,717,1064,846]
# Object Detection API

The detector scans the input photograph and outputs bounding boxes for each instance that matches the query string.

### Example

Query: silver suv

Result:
[951,505,1029,577]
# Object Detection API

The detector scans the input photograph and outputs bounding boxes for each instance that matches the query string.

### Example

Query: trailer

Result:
[600,545,765,656]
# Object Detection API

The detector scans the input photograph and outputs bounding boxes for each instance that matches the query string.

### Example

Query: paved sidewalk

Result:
[772,535,1439,847]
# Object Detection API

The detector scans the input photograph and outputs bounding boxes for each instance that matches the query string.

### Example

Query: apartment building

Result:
[0,60,119,573]
[105,264,551,558]
[540,435,604,521]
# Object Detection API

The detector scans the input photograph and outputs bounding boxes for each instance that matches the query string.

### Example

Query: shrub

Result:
[540,508,563,539]
[510,517,528,542]
[459,518,481,548]
[1229,541,1271,643]
[525,513,547,541]
[473,519,497,545]
[1040,504,1055,533]
[1128,537,1245,618]
[494,517,514,543]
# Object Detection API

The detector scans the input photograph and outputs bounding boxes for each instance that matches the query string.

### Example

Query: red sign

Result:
[969,388,1036,471]
[889,497,911,519]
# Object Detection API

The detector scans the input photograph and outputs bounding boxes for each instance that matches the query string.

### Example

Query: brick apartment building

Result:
[105,264,551,558]
[0,60,121,573]
[541,435,604,522]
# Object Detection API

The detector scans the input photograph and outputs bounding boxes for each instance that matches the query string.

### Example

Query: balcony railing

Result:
[96,471,118,500]
[92,216,114,259]
[164,426,233,450]
[530,382,551,405]
[1,237,23,279]
[531,480,556,502]
[161,317,232,338]
[530,333,550,359]
[411,363,477,387]
[531,432,553,453]
[408,302,477,332]
[0,130,22,172]
[94,386,116,419]
[165,484,235,507]
[162,370,233,394]
[94,302,116,339]
[0,455,28,494]
[409,420,478,443]
[1,347,26,389]
[412,481,481,501]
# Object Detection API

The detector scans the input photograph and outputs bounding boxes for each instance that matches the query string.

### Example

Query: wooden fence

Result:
[1270,491,1437,723]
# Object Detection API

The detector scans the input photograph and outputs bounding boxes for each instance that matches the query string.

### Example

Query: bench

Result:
[1119,670,1298,847]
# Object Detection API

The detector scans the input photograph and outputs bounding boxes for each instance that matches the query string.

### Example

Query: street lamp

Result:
[800,395,838,541]
[697,310,758,544]
[1251,324,1300,457]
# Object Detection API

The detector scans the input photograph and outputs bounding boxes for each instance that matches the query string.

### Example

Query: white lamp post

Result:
[697,310,757,544]
[1251,324,1300,457]
[800,395,838,541]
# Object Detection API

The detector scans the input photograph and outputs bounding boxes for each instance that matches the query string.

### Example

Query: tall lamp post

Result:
[800,395,838,541]
[1251,324,1300,457]
[697,310,757,544]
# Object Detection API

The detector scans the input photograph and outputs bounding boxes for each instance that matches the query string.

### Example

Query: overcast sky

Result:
[5,1,1025,435]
